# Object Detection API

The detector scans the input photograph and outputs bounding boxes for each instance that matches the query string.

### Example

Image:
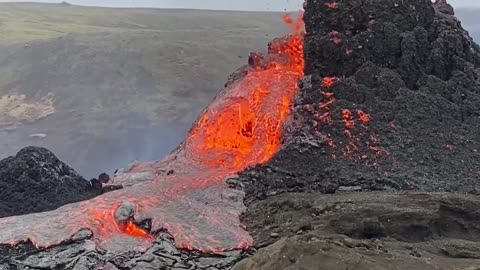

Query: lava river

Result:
[0,14,304,253]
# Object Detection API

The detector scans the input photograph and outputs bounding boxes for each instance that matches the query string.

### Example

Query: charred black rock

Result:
[98,172,110,184]
[90,178,103,191]
[90,173,114,194]
[0,146,101,218]
[248,52,265,68]
[434,0,455,15]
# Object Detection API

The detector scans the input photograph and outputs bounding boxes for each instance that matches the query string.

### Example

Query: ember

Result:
[357,110,370,125]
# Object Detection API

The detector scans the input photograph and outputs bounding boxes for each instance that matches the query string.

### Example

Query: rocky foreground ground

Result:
[235,191,480,270]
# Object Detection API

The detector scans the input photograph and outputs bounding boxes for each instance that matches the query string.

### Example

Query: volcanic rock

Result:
[114,201,137,223]
[434,0,455,15]
[0,232,248,269]
[238,0,480,203]
[0,146,100,218]
[235,192,480,270]
[98,172,110,184]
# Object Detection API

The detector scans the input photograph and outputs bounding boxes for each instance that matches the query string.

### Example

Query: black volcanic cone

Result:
[0,146,100,218]
[239,0,480,202]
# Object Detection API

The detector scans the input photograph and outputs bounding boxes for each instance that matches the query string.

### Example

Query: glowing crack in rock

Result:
[0,14,305,253]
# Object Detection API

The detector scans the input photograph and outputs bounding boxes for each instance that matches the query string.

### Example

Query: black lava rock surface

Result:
[0,230,248,270]
[0,146,100,218]
[238,0,480,203]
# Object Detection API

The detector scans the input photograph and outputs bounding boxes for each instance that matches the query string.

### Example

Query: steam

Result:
[77,118,191,179]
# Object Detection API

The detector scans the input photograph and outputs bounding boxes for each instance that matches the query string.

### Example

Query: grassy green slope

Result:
[0,3,280,43]
[0,3,288,177]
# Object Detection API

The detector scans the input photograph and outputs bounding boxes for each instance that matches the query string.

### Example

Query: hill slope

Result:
[0,3,288,177]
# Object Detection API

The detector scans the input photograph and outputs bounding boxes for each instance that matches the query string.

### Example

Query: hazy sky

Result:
[0,0,302,11]
[0,0,477,11]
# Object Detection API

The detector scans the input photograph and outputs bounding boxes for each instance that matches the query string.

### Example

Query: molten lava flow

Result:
[104,12,305,249]
[85,204,151,241]
[0,13,305,254]
[185,14,304,172]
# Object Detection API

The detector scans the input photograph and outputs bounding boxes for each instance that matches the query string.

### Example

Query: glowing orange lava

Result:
[322,77,336,88]
[123,221,150,237]
[85,205,152,241]
[283,13,293,24]
[342,109,355,129]
[357,110,370,125]
[185,13,304,172]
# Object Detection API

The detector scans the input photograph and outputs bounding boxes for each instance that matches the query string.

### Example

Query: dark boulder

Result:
[98,172,110,184]
[0,146,100,218]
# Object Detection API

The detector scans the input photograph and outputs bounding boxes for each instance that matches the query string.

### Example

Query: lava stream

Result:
[0,13,305,253]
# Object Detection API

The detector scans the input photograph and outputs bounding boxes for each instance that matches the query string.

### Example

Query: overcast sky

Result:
[0,0,477,11]
[0,0,301,11]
